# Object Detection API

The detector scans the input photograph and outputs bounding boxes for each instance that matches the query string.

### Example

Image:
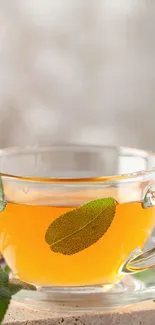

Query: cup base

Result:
[12,274,155,314]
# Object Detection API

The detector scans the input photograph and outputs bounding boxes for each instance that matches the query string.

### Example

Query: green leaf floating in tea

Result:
[0,177,6,212]
[45,197,117,255]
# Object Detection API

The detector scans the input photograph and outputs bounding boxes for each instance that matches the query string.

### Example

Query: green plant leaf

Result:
[3,265,11,275]
[135,269,155,285]
[0,270,11,324]
[0,268,36,324]
[45,197,117,255]
[0,271,9,288]
[9,278,36,292]
[0,177,6,212]
[0,288,10,324]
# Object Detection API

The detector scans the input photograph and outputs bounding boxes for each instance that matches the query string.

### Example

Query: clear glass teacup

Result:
[0,145,155,310]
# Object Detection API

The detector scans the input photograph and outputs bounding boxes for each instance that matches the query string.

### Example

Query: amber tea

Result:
[0,196,155,286]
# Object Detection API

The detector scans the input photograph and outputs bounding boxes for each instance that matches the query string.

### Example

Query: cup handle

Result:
[122,183,155,274]
[122,248,155,274]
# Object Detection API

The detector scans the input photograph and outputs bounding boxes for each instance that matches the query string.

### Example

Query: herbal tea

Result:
[0,198,155,286]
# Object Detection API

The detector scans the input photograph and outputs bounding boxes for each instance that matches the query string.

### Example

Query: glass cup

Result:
[0,145,155,311]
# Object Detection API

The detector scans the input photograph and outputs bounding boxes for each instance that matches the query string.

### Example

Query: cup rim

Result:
[0,145,155,183]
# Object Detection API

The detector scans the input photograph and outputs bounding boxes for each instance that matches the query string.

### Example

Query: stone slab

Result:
[3,301,155,325]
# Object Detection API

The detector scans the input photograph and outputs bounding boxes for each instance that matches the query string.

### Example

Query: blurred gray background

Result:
[0,0,154,150]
